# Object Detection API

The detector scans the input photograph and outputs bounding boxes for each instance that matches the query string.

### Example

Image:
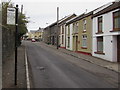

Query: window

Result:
[98,16,103,33]
[75,22,79,33]
[82,35,87,48]
[113,10,120,31]
[62,25,64,34]
[62,35,64,44]
[73,23,75,33]
[83,19,86,31]
[68,25,70,36]
[97,37,103,52]
[68,37,70,48]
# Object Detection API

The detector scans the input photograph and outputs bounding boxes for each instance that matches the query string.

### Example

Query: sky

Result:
[1,0,115,31]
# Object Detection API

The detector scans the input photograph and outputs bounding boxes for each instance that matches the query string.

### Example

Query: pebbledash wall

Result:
[92,6,120,62]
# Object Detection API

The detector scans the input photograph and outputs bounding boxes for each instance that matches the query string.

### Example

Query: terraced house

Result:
[59,14,76,49]
[77,12,93,55]
[42,0,120,62]
[65,12,93,55]
[43,26,50,44]
[92,1,120,62]
[65,16,77,51]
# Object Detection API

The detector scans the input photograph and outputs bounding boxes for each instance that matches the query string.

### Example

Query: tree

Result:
[18,13,29,36]
[18,13,29,45]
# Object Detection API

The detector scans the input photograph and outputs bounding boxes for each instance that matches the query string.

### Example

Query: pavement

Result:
[2,44,27,89]
[41,42,119,73]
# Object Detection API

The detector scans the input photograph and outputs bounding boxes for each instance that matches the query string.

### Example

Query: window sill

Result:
[95,32,103,34]
[110,30,120,32]
[81,47,87,49]
[94,52,105,55]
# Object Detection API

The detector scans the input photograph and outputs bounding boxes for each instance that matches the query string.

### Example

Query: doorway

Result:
[117,35,120,62]
[75,36,78,51]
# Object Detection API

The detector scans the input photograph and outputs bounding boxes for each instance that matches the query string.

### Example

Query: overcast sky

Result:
[2,0,115,31]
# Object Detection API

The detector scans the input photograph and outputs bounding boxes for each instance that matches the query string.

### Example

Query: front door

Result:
[76,36,78,51]
[117,35,120,62]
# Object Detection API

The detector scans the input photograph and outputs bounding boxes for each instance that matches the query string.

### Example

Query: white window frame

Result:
[83,19,86,31]
[82,35,87,47]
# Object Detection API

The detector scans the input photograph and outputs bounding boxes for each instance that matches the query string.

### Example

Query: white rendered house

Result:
[92,1,120,62]
[59,24,66,48]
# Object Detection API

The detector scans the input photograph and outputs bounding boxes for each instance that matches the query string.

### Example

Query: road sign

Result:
[7,8,15,25]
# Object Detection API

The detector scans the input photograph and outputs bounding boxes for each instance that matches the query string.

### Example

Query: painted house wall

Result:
[72,22,79,51]
[50,25,58,45]
[92,8,120,62]
[43,27,50,43]
[78,15,92,55]
[66,24,73,51]
[60,24,66,48]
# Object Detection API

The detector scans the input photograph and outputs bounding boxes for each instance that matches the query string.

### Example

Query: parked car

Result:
[31,39,36,42]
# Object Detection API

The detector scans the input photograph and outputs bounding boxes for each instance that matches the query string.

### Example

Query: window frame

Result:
[82,35,87,48]
[75,22,79,33]
[62,25,64,34]
[97,37,103,53]
[62,35,64,44]
[97,16,103,33]
[83,19,87,32]
[113,10,120,31]
[68,25,70,36]
[67,37,70,48]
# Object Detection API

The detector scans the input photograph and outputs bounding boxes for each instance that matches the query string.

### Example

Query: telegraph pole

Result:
[56,7,59,49]
[15,4,18,85]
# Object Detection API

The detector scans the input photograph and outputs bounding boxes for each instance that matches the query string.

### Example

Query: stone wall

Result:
[2,26,15,64]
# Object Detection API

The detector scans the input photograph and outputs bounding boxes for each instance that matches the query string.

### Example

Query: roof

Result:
[92,1,120,18]
[36,29,43,32]
[44,14,76,29]
[30,30,37,33]
[58,14,76,24]
[66,11,93,25]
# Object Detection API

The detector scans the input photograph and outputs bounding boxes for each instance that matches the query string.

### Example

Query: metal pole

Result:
[15,4,18,86]
[57,7,59,49]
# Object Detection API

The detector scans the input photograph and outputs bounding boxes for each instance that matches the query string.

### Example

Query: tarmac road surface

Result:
[24,41,118,88]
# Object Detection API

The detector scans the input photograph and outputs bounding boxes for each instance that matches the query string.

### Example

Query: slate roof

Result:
[92,1,120,18]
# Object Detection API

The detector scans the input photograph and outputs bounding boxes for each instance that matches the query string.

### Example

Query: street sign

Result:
[7,8,15,25]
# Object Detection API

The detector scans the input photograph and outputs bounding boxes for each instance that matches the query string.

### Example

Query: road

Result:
[24,41,118,88]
